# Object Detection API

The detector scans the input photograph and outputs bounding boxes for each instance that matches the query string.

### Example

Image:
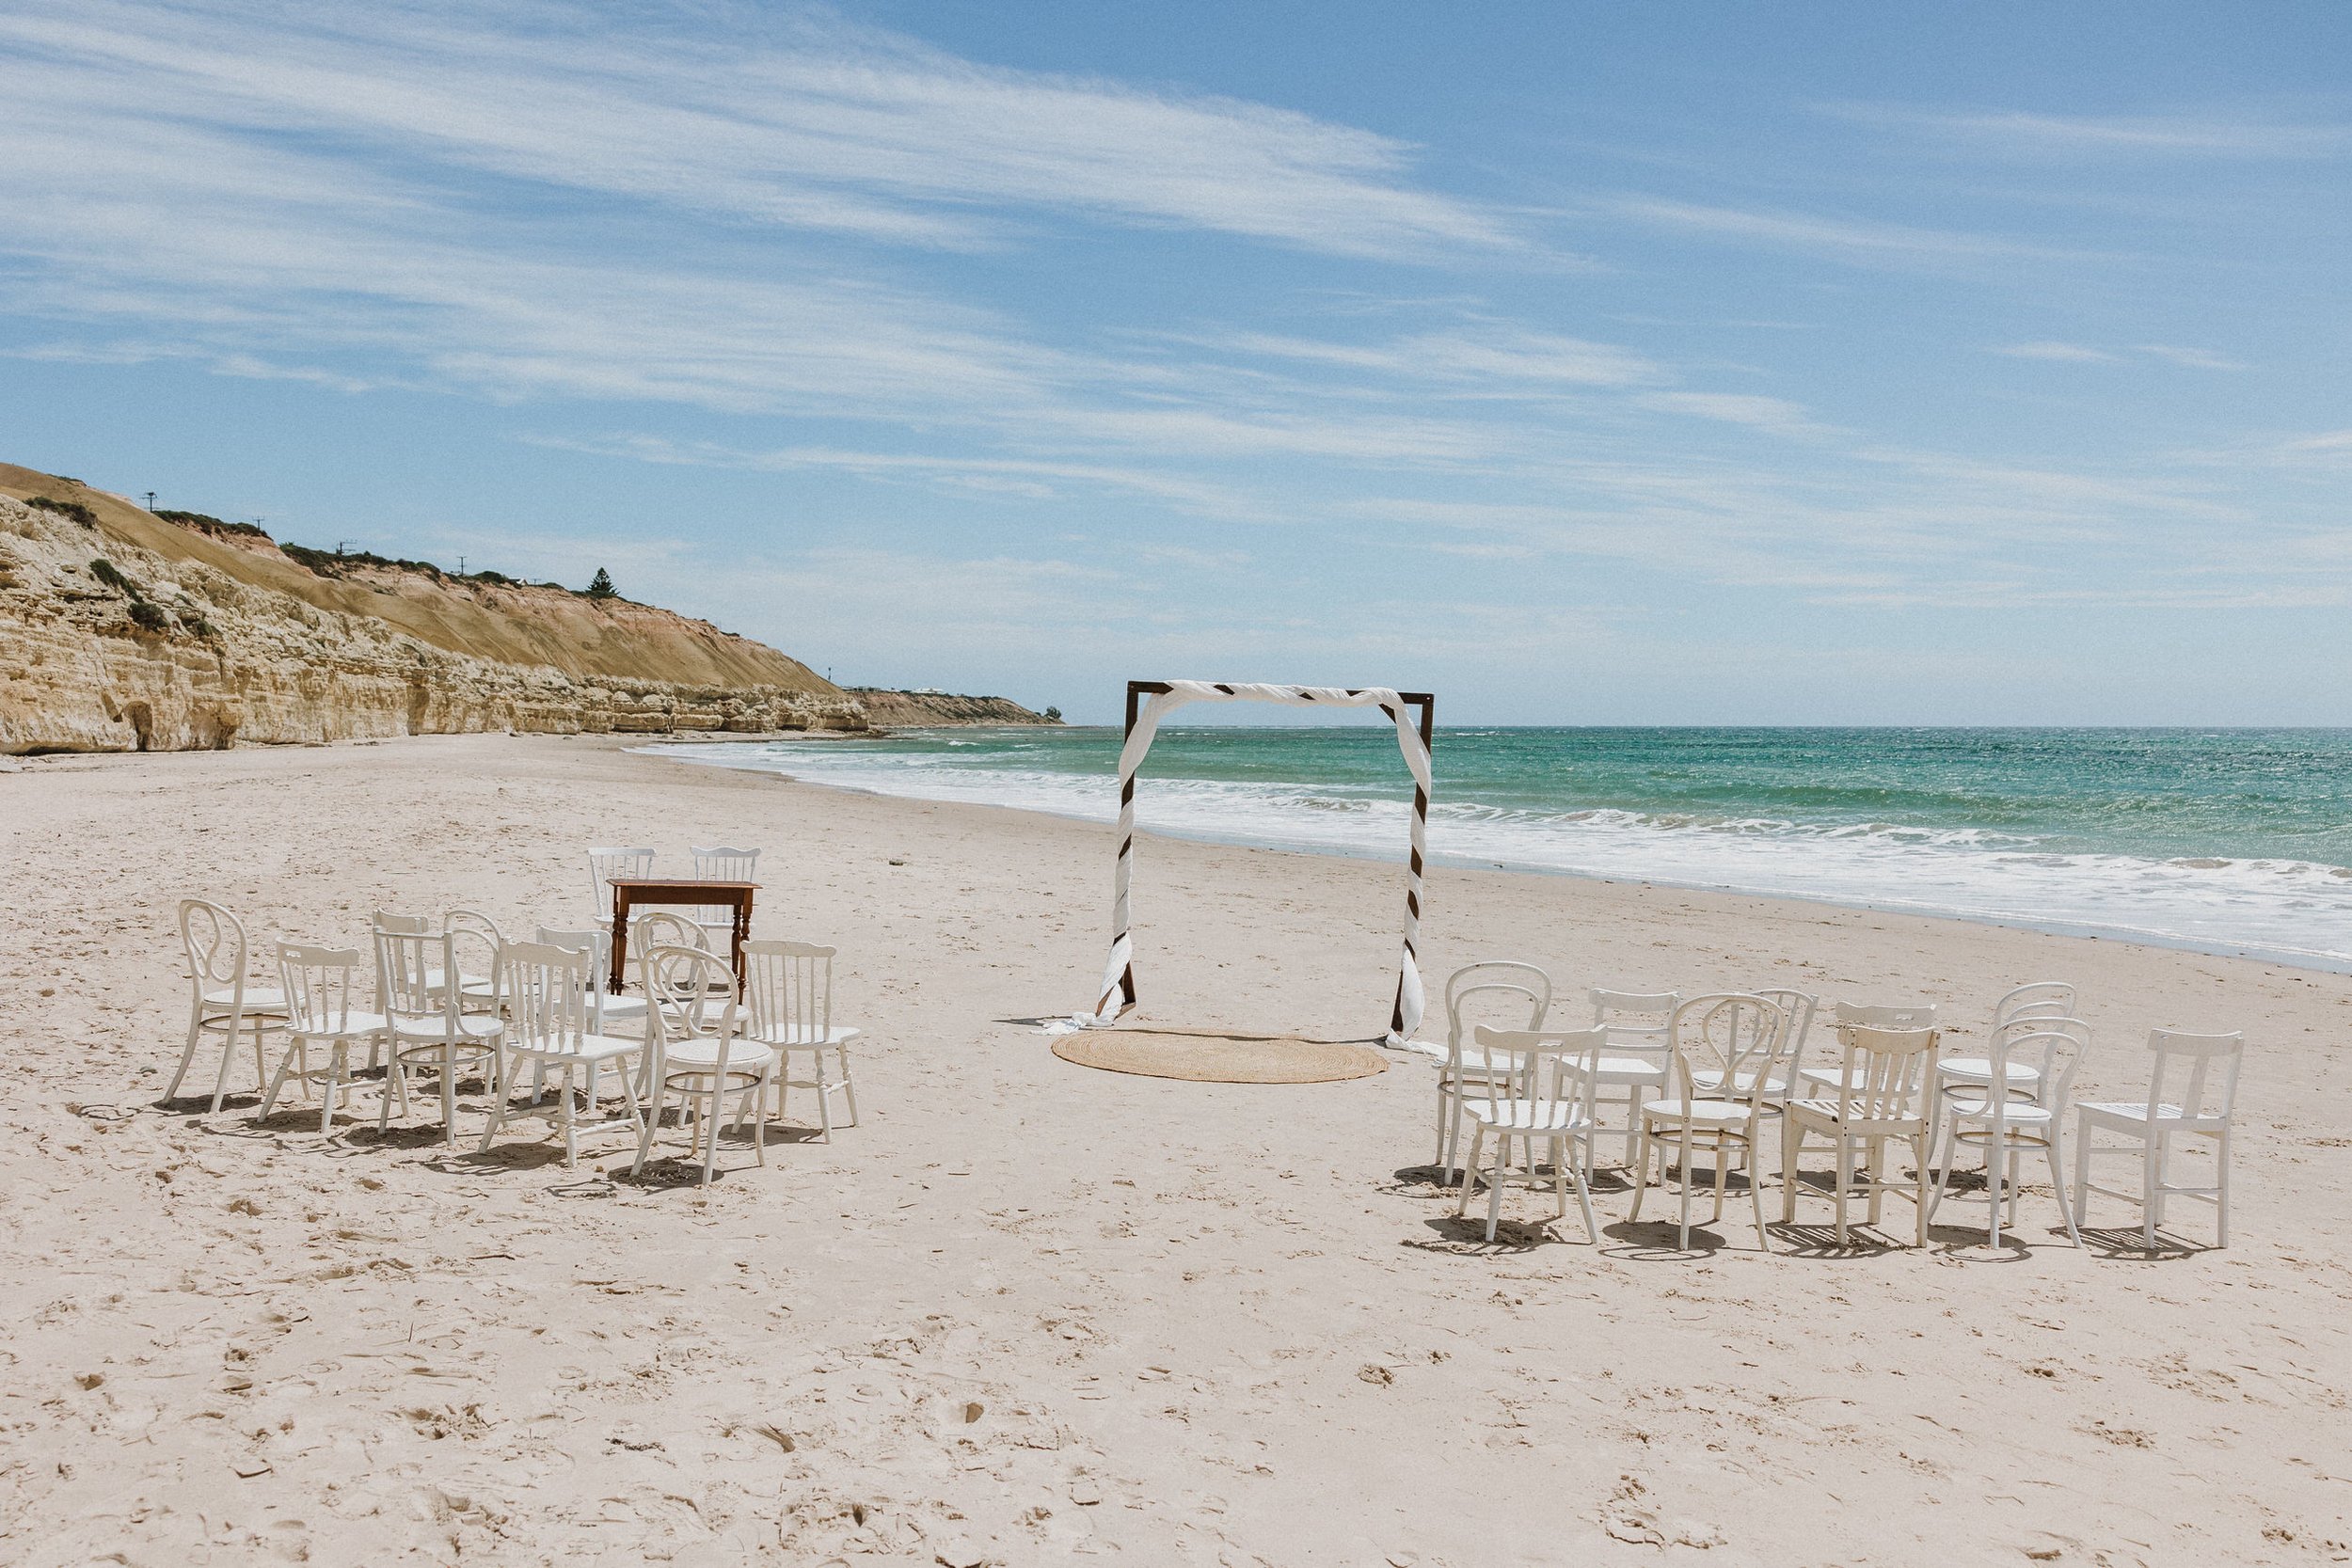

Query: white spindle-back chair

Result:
[259,942,390,1133]
[689,845,761,943]
[1453,1025,1604,1243]
[1583,989,1679,1166]
[2074,1029,2243,1248]
[1781,1024,1940,1245]
[477,941,643,1169]
[740,940,862,1141]
[1630,993,1789,1251]
[373,927,504,1143]
[168,899,289,1111]
[586,847,657,930]
[633,944,776,1185]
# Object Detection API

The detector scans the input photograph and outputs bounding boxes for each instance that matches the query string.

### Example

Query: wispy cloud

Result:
[1605,197,2090,269]
[1636,392,1841,440]
[1994,341,2122,364]
[1993,341,2247,371]
[1827,103,2352,160]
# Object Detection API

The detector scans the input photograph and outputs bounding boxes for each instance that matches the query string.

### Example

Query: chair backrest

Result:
[1466,1025,1606,1127]
[442,909,503,1009]
[535,925,611,988]
[1823,1024,1938,1124]
[501,940,594,1053]
[1834,1001,1938,1033]
[373,911,432,936]
[2145,1029,2244,1127]
[278,942,364,1035]
[1954,1026,2090,1140]
[691,846,760,881]
[1749,987,1820,1065]
[644,944,753,1078]
[631,910,708,952]
[1588,990,1677,1057]
[741,940,836,1045]
[587,847,657,914]
[1443,962,1550,1041]
[1668,993,1788,1108]
[374,927,455,1026]
[180,898,247,991]
[1994,981,2075,1028]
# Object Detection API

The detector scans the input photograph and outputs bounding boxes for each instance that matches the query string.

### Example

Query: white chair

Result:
[537,925,646,1037]
[2074,1029,2243,1248]
[478,941,644,1170]
[1452,1026,1603,1243]
[633,945,777,1185]
[690,845,761,947]
[1434,962,1552,1180]
[441,909,505,1010]
[1936,983,2077,1106]
[1929,1026,2087,1247]
[373,927,504,1144]
[258,942,390,1133]
[1583,990,1677,1166]
[1931,1015,2091,1176]
[167,899,288,1112]
[1781,1024,1939,1245]
[741,940,862,1140]
[586,847,657,930]
[1629,993,1788,1252]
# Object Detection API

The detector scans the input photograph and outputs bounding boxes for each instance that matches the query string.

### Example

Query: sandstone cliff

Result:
[846,689,1062,728]
[0,473,868,753]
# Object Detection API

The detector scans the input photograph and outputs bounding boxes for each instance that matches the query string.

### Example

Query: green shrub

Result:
[29,496,98,528]
[179,610,217,638]
[585,566,618,600]
[127,598,170,633]
[156,509,270,540]
[88,557,135,594]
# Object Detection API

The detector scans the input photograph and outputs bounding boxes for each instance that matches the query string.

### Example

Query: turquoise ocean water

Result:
[654,727,2352,969]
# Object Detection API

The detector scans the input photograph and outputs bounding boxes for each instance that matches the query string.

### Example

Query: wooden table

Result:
[607,879,758,992]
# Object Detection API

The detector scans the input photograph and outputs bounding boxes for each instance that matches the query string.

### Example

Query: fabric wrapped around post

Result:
[1076,681,1431,1048]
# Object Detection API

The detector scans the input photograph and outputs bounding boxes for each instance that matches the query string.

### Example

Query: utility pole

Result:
[458,555,468,575]
[143,491,156,512]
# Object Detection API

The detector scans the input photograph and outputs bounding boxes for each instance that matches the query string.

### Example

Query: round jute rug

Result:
[1051,1028,1388,1085]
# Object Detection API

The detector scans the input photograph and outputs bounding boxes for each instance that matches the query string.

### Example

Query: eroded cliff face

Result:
[845,689,1061,728]
[0,495,865,752]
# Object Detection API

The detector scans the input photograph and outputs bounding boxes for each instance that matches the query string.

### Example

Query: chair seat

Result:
[1464,1099,1591,1133]
[1938,1057,2041,1085]
[1787,1098,1927,1134]
[203,986,288,1011]
[2076,1101,2212,1128]
[751,1025,862,1049]
[1795,1065,1865,1092]
[289,1010,390,1040]
[389,1014,504,1043]
[1944,1097,2058,1126]
[508,1032,640,1064]
[660,1037,779,1074]
[597,994,651,1020]
[1581,1055,1667,1085]
[1642,1098,1753,1128]
[1690,1069,1788,1096]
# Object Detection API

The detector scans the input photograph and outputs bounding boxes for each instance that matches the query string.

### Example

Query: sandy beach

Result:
[4,732,2348,1567]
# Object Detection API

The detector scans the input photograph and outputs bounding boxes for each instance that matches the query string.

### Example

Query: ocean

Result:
[651,726,2352,970]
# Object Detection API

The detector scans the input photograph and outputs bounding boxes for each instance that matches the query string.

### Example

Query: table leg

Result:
[732,893,751,984]
[610,893,630,993]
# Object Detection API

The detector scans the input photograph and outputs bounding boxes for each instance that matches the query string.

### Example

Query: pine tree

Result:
[586,566,617,600]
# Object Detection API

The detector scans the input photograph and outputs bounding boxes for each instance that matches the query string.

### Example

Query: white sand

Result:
[3,733,2347,1565]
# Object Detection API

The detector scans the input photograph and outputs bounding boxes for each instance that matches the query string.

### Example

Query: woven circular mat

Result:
[1052,1029,1388,1085]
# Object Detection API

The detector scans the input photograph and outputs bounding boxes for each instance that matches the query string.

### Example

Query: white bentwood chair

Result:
[2074,1029,2243,1248]
[1583,989,1677,1167]
[167,899,289,1112]
[1929,1025,2088,1247]
[1434,962,1552,1180]
[633,944,777,1185]
[1453,1026,1604,1243]
[1630,993,1789,1252]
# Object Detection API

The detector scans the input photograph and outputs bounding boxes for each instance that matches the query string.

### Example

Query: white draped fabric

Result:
[1081,680,1432,1047]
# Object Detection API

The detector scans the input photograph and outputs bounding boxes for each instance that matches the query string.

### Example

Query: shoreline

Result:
[641,736,2352,978]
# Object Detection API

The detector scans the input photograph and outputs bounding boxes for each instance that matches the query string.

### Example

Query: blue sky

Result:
[2,2,2346,724]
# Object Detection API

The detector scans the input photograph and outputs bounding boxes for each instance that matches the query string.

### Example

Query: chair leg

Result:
[1779,1117,1800,1223]
[700,1084,721,1186]
[1712,1136,1729,1225]
[1867,1138,1887,1228]
[1677,1128,1695,1251]
[2216,1129,2231,1247]
[1912,1132,1931,1248]
[630,1081,665,1175]
[259,1036,299,1120]
[439,1048,458,1143]
[1927,1117,1957,1235]
[478,1052,525,1152]
[1987,1135,2006,1249]
[1454,1127,1486,1220]
[813,1053,834,1143]
[1567,1136,1598,1243]
[1627,1125,1650,1224]
[1834,1134,1852,1243]
[838,1050,859,1127]
[209,1013,251,1110]
[2045,1131,2082,1248]
[2073,1117,2092,1234]
[2142,1134,2160,1248]
[1749,1141,1772,1253]
[560,1067,580,1169]
[1486,1134,1507,1243]
[319,1043,346,1134]
[167,1003,206,1101]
